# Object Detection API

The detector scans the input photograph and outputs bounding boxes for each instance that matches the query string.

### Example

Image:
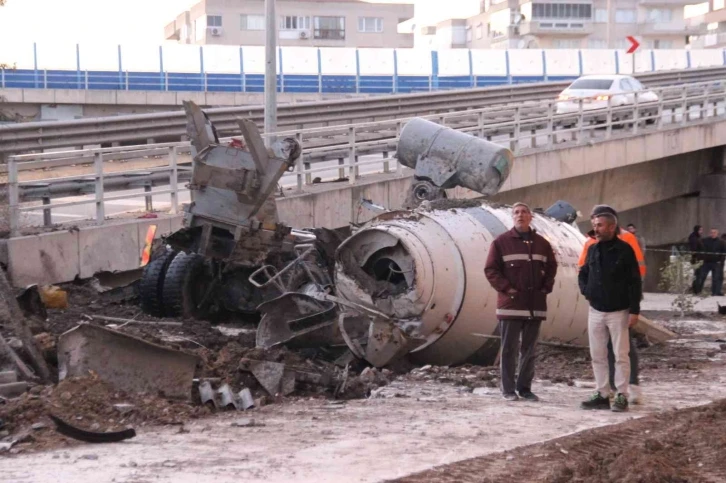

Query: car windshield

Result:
[568,79,614,90]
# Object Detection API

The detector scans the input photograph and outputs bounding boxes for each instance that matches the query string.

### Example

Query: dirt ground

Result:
[2,284,726,482]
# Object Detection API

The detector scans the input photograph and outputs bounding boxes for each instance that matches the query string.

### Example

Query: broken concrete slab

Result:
[58,324,199,401]
[239,359,296,397]
[635,315,678,344]
[0,371,17,384]
[0,382,28,399]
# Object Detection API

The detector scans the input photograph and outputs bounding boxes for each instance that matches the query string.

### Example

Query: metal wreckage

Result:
[135,102,660,374]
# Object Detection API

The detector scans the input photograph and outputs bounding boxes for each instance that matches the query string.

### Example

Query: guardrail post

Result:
[383,151,390,174]
[125,70,129,90]
[338,158,345,180]
[396,121,403,176]
[632,92,639,136]
[606,97,613,140]
[576,99,584,144]
[478,111,485,138]
[295,131,310,187]
[43,69,47,89]
[94,152,105,225]
[348,126,357,184]
[85,70,89,90]
[8,157,20,238]
[547,102,554,149]
[656,95,664,129]
[144,184,153,212]
[169,146,179,214]
[681,87,688,126]
[42,196,52,227]
[510,106,520,153]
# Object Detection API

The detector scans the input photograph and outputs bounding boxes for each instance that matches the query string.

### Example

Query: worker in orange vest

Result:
[577,205,645,405]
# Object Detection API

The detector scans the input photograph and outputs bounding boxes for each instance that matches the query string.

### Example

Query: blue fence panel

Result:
[243,74,265,92]
[475,76,508,88]
[397,76,430,93]
[358,75,394,94]
[438,76,472,90]
[87,70,123,90]
[2,69,37,89]
[126,72,163,91]
[45,70,78,89]
[167,73,203,92]
[321,75,356,93]
[283,74,320,93]
[547,75,578,83]
[511,75,545,84]
[206,73,243,92]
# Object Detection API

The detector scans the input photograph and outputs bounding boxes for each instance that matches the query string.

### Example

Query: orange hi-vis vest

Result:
[577,229,646,277]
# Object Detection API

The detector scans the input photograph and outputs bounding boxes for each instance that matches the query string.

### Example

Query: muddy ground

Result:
[2,283,726,482]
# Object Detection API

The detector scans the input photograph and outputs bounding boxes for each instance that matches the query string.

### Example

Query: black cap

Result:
[590,204,618,218]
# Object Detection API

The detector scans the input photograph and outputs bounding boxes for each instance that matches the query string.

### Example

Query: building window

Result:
[646,9,672,23]
[476,23,483,39]
[314,16,345,40]
[280,16,311,30]
[466,27,473,42]
[553,39,580,48]
[588,38,607,48]
[532,3,592,19]
[207,15,222,27]
[716,0,725,10]
[241,14,265,30]
[358,17,383,32]
[594,9,607,23]
[614,9,636,23]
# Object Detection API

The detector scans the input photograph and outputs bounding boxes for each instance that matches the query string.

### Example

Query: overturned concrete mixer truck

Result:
[139,102,593,367]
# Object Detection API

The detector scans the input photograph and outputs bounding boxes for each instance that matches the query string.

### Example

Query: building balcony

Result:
[518,20,594,36]
[164,21,180,41]
[638,22,705,36]
[704,9,726,25]
[690,31,726,49]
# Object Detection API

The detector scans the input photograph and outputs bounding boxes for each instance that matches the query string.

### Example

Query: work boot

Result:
[517,391,539,402]
[502,392,519,401]
[629,385,642,405]
[611,393,629,412]
[580,392,610,410]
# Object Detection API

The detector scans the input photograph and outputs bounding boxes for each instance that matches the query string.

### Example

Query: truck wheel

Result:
[162,252,212,319]
[139,248,177,317]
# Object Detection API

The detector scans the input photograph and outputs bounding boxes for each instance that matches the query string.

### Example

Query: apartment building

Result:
[689,0,726,48]
[414,0,703,50]
[164,0,414,48]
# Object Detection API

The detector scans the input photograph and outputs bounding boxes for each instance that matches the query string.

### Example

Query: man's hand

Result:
[628,314,639,328]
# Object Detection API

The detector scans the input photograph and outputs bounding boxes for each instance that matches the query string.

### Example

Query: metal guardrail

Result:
[6,78,726,236]
[1,66,726,156]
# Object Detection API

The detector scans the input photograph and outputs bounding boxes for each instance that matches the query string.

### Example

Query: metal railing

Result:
[5,78,726,237]
[1,65,725,156]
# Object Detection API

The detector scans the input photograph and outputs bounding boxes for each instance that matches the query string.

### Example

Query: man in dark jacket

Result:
[699,228,726,296]
[485,202,558,402]
[578,210,642,412]
[689,225,705,293]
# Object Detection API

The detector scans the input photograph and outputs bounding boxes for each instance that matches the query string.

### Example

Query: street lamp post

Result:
[264,0,277,146]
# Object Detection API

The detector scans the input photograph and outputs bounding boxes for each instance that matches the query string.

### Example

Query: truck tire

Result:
[162,252,211,319]
[139,248,177,317]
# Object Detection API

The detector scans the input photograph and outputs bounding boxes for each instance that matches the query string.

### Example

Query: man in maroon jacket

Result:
[485,202,558,401]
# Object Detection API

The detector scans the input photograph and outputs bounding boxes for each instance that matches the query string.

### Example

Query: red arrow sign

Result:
[626,36,640,54]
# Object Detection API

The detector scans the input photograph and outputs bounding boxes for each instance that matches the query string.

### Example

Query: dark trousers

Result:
[694,261,721,295]
[499,319,542,395]
[607,328,639,388]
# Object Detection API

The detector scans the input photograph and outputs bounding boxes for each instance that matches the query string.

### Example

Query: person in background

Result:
[578,205,644,405]
[698,228,726,296]
[689,225,704,293]
[626,224,646,255]
[485,202,558,402]
[579,209,642,413]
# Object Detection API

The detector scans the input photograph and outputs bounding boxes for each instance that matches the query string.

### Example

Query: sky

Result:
[0,0,479,46]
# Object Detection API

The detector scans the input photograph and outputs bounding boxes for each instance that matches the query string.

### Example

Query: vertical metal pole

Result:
[144,184,153,212]
[348,126,357,185]
[8,157,19,238]
[264,0,278,147]
[42,196,52,227]
[169,147,179,214]
[94,152,105,225]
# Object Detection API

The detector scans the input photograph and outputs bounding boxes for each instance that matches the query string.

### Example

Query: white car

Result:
[555,75,659,117]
